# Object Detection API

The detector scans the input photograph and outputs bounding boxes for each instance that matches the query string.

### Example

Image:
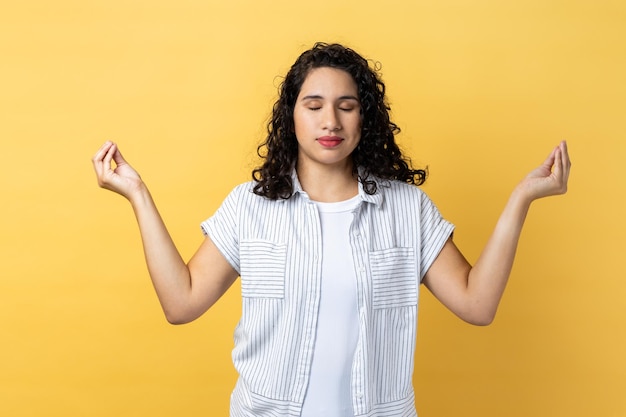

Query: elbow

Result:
[467,314,495,326]
[163,307,196,325]
[161,297,217,325]
[458,295,501,326]
[460,307,497,326]
[165,314,191,325]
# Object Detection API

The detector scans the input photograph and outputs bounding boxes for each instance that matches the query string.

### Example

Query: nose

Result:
[323,107,342,132]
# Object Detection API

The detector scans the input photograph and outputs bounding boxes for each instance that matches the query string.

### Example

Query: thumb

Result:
[540,146,557,171]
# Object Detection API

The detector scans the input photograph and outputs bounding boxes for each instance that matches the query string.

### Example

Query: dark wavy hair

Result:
[252,42,426,199]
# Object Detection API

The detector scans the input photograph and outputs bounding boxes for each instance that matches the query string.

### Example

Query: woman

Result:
[92,43,571,416]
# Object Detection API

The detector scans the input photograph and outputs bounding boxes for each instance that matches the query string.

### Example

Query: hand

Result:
[92,141,144,200]
[517,141,571,202]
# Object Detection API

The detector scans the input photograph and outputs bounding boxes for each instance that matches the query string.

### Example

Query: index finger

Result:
[559,140,571,179]
[92,141,114,164]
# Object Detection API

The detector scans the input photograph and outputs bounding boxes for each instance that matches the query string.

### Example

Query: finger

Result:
[560,141,571,191]
[102,142,117,172]
[560,140,571,177]
[553,146,562,178]
[553,142,571,194]
[92,141,113,166]
[112,145,128,167]
[92,142,112,183]
[95,142,117,188]
[540,145,557,171]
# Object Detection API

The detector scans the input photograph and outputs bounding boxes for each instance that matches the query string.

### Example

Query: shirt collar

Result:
[289,169,383,207]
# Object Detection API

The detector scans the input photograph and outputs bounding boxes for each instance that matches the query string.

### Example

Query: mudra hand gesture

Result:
[518,140,571,203]
[92,141,144,201]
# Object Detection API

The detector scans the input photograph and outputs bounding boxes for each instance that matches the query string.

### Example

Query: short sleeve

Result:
[200,185,244,274]
[418,191,455,281]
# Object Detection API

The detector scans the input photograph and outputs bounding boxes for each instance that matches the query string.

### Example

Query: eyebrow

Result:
[300,94,360,102]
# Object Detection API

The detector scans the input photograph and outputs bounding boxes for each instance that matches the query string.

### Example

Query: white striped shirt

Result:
[201,173,454,417]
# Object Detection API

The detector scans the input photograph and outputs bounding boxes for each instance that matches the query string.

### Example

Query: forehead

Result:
[298,67,358,98]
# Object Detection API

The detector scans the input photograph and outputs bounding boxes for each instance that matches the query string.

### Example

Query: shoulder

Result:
[223,180,259,200]
[371,178,446,219]
[222,180,291,209]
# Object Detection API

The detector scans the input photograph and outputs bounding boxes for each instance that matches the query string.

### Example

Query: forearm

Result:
[466,187,532,323]
[424,142,570,325]
[128,185,193,322]
[92,141,238,323]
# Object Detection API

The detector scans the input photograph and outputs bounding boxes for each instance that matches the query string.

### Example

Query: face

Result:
[293,66,361,173]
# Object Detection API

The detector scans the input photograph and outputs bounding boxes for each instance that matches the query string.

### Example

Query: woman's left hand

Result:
[517,140,571,202]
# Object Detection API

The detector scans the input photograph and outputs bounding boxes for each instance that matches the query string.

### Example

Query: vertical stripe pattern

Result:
[201,174,454,417]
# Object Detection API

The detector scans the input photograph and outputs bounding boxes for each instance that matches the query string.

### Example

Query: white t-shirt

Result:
[301,195,361,417]
[202,174,455,416]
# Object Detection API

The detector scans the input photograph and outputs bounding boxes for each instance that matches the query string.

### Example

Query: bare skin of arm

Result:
[92,141,238,324]
[93,140,570,326]
[423,141,571,325]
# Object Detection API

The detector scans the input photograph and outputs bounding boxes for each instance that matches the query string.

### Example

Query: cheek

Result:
[294,110,315,133]
[352,114,363,134]
[292,109,303,134]
[293,111,302,125]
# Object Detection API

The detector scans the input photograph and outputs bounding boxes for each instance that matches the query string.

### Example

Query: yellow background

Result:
[1,0,624,416]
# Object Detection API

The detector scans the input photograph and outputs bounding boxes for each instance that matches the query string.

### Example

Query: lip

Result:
[317,136,344,148]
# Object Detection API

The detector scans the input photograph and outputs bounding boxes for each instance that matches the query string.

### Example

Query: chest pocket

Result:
[370,247,418,309]
[240,239,287,298]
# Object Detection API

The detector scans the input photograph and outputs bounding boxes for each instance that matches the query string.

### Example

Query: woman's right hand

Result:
[92,141,144,200]
[92,141,238,324]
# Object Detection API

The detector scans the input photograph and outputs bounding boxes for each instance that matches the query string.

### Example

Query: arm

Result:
[92,141,238,324]
[422,141,571,326]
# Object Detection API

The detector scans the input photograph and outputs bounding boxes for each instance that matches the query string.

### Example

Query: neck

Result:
[296,161,359,202]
